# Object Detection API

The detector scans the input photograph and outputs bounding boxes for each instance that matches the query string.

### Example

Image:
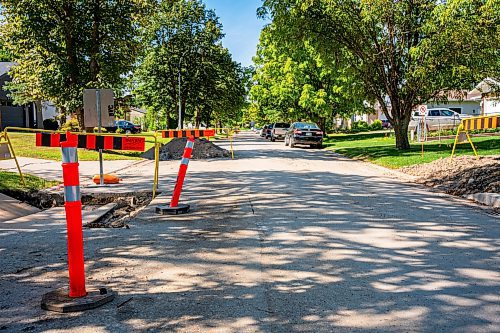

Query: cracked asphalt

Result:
[0,132,498,332]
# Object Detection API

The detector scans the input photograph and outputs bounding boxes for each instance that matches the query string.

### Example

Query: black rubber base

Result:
[155,204,190,215]
[41,287,115,313]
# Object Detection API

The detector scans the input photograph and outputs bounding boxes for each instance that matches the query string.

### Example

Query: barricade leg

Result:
[156,137,194,215]
[41,136,115,312]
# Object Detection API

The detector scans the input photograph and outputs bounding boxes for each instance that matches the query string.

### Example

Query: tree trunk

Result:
[90,0,101,83]
[75,107,84,131]
[35,100,43,129]
[180,99,186,129]
[195,107,201,128]
[63,3,81,127]
[393,121,410,150]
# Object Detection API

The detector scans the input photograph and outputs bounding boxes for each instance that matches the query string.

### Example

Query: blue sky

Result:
[203,0,267,67]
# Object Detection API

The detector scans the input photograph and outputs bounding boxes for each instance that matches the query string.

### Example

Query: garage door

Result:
[0,106,25,128]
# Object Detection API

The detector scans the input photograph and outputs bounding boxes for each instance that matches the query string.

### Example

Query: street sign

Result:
[418,105,427,116]
[0,142,11,160]
[83,89,115,128]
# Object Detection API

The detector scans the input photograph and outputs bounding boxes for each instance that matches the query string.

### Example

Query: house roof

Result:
[469,77,500,98]
[0,62,15,77]
[130,107,146,114]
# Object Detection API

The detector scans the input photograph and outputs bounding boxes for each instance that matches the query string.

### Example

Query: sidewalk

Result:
[0,193,40,222]
[0,157,141,181]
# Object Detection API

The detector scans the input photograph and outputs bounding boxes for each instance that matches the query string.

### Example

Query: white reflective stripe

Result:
[186,141,194,149]
[64,186,80,202]
[61,147,78,163]
[181,158,190,165]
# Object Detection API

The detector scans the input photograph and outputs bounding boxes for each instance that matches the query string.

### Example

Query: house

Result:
[128,107,146,125]
[424,90,481,116]
[0,62,38,130]
[468,77,500,115]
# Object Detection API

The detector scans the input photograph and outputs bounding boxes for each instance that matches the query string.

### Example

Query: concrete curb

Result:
[465,193,500,208]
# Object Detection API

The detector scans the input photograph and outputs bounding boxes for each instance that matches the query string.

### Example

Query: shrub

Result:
[369,119,383,131]
[93,127,108,133]
[43,118,59,131]
[351,120,369,132]
[116,128,125,134]
[60,116,80,132]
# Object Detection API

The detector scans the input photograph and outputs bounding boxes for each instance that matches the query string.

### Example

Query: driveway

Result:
[0,132,498,332]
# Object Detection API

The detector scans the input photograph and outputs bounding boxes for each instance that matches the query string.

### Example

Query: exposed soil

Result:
[142,137,230,161]
[84,193,153,228]
[0,188,64,209]
[1,188,153,228]
[400,155,500,196]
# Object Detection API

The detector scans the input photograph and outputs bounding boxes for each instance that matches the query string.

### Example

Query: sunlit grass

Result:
[324,132,500,168]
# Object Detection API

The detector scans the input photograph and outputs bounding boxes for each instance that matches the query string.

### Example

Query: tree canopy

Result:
[250,23,368,131]
[1,0,148,126]
[134,0,246,130]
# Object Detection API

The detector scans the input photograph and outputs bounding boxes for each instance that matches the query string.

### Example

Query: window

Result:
[295,122,320,129]
[429,110,440,116]
[449,107,462,114]
[440,110,454,117]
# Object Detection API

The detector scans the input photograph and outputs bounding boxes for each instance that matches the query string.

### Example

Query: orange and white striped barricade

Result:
[41,133,115,312]
[156,136,195,215]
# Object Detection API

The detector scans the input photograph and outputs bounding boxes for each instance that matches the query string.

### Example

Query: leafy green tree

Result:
[261,0,499,149]
[1,0,147,127]
[135,0,245,130]
[250,23,368,131]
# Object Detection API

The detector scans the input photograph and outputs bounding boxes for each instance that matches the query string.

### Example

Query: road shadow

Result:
[0,166,498,332]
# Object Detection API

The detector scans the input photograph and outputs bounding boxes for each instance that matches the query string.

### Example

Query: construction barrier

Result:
[160,129,215,139]
[60,134,87,298]
[156,136,194,215]
[41,136,115,312]
[3,127,160,198]
[451,114,500,160]
[36,132,145,151]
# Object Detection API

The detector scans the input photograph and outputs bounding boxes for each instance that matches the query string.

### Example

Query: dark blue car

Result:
[106,120,141,134]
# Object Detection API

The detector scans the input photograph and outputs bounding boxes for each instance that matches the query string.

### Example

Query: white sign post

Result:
[417,105,428,156]
[83,89,115,186]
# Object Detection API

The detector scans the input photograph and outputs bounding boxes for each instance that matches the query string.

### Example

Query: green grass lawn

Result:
[0,170,60,192]
[5,132,171,161]
[324,131,500,168]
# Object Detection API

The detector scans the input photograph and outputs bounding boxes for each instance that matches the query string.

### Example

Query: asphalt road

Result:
[0,132,498,332]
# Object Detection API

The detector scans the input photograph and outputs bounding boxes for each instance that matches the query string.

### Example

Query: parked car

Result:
[265,124,274,139]
[381,119,392,129]
[260,125,269,137]
[285,122,323,148]
[409,108,467,132]
[271,122,290,141]
[105,120,141,134]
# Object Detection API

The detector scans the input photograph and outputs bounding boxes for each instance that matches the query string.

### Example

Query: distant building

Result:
[128,107,146,124]
[424,90,481,116]
[468,77,500,115]
[0,62,38,130]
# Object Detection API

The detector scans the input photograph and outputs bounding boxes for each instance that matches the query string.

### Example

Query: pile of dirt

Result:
[142,137,230,161]
[400,155,500,196]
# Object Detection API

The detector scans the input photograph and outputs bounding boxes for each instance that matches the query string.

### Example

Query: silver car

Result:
[409,108,466,131]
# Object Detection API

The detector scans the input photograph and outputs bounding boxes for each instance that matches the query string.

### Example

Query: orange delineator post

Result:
[170,136,195,208]
[60,134,87,298]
